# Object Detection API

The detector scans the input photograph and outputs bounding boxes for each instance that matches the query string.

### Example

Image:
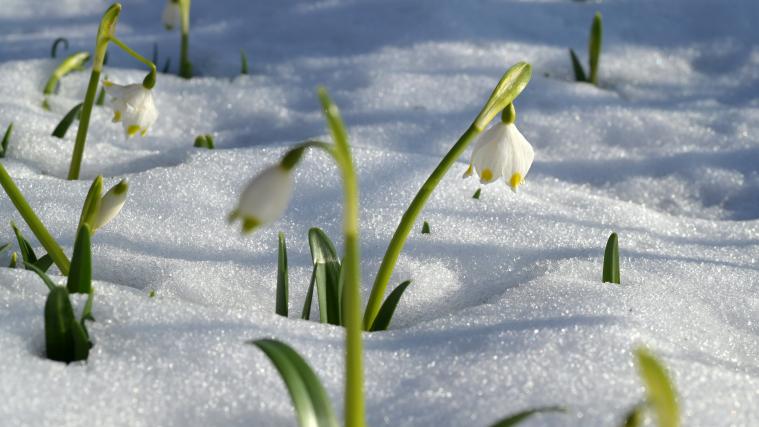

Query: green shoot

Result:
[369,280,411,331]
[276,232,289,317]
[95,85,106,106]
[588,12,603,86]
[602,232,620,284]
[51,103,83,139]
[635,347,679,427]
[66,225,92,294]
[240,49,249,75]
[569,48,587,82]
[0,242,9,254]
[421,221,430,234]
[250,339,339,427]
[51,37,69,58]
[301,268,317,320]
[308,228,342,326]
[0,122,12,158]
[472,188,481,199]
[163,57,171,74]
[78,176,103,230]
[489,406,565,427]
[8,252,17,268]
[193,134,215,149]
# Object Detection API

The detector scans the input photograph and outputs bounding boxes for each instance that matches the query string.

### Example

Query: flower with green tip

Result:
[162,0,181,30]
[463,121,534,192]
[93,179,128,230]
[103,80,158,138]
[230,164,295,233]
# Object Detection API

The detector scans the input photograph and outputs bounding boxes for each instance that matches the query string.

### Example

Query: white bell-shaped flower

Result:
[463,122,534,192]
[93,179,128,230]
[104,80,158,138]
[162,0,181,31]
[230,165,295,233]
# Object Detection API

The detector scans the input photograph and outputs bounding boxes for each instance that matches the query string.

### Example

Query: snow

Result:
[1,0,758,426]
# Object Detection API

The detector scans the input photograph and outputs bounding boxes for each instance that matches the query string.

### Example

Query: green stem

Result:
[363,124,479,330]
[66,70,101,180]
[179,0,192,78]
[0,163,70,274]
[107,37,157,88]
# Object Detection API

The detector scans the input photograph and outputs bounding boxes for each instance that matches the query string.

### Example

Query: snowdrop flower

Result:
[103,80,158,138]
[463,105,534,192]
[93,179,128,230]
[230,164,295,233]
[162,0,181,30]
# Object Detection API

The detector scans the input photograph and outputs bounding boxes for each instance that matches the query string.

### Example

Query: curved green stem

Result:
[106,37,157,88]
[0,163,70,274]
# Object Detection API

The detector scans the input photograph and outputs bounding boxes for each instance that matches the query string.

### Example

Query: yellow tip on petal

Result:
[481,168,493,182]
[509,173,523,191]
[112,111,121,123]
[241,217,261,234]
[127,125,141,137]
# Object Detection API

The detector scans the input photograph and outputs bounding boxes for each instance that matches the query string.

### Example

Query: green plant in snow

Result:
[569,12,603,86]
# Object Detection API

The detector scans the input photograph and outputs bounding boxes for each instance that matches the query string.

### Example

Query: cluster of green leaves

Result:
[193,134,215,149]
[275,228,411,332]
[570,12,603,86]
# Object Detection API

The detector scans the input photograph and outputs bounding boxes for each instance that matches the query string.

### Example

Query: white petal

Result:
[235,165,294,226]
[93,179,128,230]
[470,123,510,183]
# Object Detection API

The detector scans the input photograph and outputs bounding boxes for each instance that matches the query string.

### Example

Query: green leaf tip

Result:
[308,228,341,325]
[602,231,620,284]
[52,103,84,139]
[635,347,679,427]
[67,224,92,294]
[276,232,289,317]
[193,134,215,149]
[78,176,103,231]
[1,122,13,158]
[569,48,587,82]
[474,62,532,131]
[240,49,249,75]
[44,286,91,363]
[250,339,339,427]
[588,12,603,85]
[369,280,411,331]
[472,188,481,199]
[421,221,430,234]
[488,406,565,427]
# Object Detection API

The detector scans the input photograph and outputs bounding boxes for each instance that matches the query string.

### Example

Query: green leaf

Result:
[301,268,317,321]
[421,221,430,234]
[152,42,159,66]
[240,49,249,75]
[162,57,171,74]
[0,122,12,158]
[66,225,92,294]
[619,403,645,427]
[23,261,57,292]
[308,228,341,325]
[276,232,289,317]
[369,280,411,331]
[489,406,565,427]
[474,62,532,131]
[8,252,17,268]
[588,12,603,85]
[44,286,90,363]
[78,176,103,230]
[95,85,106,106]
[34,253,54,273]
[11,221,38,267]
[472,188,481,199]
[43,51,90,95]
[602,232,620,284]
[635,347,679,427]
[193,134,215,149]
[251,339,339,427]
[50,37,69,58]
[569,48,587,82]
[51,103,84,139]
[0,242,9,254]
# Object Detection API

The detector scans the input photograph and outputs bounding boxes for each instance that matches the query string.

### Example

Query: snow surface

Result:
[1,0,758,426]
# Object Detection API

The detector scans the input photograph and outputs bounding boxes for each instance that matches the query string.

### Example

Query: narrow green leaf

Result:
[71,320,92,360]
[421,221,430,234]
[489,406,565,427]
[472,188,481,199]
[240,49,249,75]
[81,289,95,324]
[162,57,171,74]
[43,51,90,95]
[588,12,603,86]
[66,225,92,294]
[308,228,341,325]
[34,253,54,273]
[78,176,103,230]
[619,403,645,427]
[0,242,9,254]
[51,37,69,58]
[23,261,57,292]
[301,268,317,321]
[95,85,106,106]
[569,48,587,82]
[251,339,339,427]
[0,122,13,158]
[636,348,679,427]
[602,232,620,284]
[11,221,38,266]
[152,42,159,66]
[276,232,289,317]
[193,134,215,149]
[369,280,411,332]
[51,103,84,139]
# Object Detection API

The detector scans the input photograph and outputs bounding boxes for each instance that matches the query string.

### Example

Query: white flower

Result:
[230,165,295,233]
[93,179,128,230]
[162,0,181,31]
[463,122,534,192]
[103,80,158,138]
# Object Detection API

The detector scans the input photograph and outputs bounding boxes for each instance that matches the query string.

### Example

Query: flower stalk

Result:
[362,62,532,330]
[179,0,192,78]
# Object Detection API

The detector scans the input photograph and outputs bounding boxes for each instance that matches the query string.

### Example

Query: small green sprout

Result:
[421,221,431,234]
[602,232,620,284]
[149,290,156,298]
[276,232,288,317]
[240,49,249,75]
[0,122,13,158]
[472,188,481,199]
[193,134,215,149]
[569,12,603,86]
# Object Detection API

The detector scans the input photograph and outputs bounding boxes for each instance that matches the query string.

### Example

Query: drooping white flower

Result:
[463,122,534,192]
[230,165,295,233]
[162,0,181,31]
[103,80,158,138]
[93,179,128,231]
